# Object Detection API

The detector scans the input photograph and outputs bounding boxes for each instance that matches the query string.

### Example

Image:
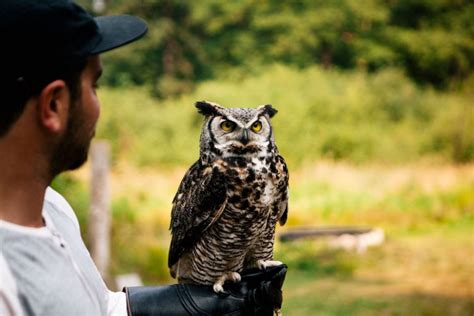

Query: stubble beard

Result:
[49,99,94,177]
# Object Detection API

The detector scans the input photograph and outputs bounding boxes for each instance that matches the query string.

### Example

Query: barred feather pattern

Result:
[171,155,288,285]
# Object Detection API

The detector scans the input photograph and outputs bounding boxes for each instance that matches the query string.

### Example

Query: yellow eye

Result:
[251,121,262,133]
[220,120,236,132]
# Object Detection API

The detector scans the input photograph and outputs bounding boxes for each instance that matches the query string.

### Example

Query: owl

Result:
[168,101,289,293]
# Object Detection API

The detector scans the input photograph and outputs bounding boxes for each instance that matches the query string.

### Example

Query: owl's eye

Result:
[251,121,263,133]
[220,120,236,132]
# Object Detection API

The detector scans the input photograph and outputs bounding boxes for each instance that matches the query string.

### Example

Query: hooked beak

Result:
[240,129,250,145]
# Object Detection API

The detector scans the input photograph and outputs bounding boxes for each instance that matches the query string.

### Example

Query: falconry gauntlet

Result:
[124,264,287,316]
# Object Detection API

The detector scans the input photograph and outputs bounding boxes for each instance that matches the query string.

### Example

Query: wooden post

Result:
[88,141,111,278]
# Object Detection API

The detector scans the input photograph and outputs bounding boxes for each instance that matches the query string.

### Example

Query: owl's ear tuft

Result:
[260,104,278,118]
[195,101,222,116]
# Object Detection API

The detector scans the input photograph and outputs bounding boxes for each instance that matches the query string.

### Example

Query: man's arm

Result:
[46,187,129,315]
[46,187,287,315]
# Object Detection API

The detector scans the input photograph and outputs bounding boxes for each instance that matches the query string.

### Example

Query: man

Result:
[0,1,287,315]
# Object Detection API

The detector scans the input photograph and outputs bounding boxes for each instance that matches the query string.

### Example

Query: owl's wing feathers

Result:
[279,202,288,226]
[276,155,289,226]
[168,161,227,269]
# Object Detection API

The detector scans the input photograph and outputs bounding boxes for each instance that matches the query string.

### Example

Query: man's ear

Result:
[37,80,70,133]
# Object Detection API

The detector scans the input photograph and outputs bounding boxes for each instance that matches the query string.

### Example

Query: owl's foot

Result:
[213,271,241,293]
[257,259,283,270]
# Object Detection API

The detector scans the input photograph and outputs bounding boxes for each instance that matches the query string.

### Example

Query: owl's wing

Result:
[168,161,227,269]
[276,155,289,226]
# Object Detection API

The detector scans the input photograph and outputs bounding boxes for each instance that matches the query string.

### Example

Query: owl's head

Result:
[196,101,278,160]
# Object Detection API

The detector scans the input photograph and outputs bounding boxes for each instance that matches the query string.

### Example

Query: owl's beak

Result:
[239,129,250,145]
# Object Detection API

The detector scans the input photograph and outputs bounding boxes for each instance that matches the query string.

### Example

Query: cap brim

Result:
[91,15,147,54]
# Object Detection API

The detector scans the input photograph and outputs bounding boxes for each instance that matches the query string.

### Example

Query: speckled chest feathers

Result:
[168,101,289,289]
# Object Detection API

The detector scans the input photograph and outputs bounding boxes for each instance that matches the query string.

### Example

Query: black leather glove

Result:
[124,264,287,316]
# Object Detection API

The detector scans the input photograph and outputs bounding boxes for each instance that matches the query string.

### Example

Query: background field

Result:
[55,1,473,315]
[56,160,473,315]
[53,80,473,315]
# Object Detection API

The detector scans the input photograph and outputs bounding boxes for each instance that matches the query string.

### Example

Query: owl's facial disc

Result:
[210,115,271,157]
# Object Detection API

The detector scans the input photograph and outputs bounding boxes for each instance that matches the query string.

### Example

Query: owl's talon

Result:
[213,283,225,293]
[231,272,241,282]
[213,271,241,293]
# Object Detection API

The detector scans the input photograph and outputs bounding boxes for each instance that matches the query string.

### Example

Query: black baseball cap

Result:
[1,0,147,82]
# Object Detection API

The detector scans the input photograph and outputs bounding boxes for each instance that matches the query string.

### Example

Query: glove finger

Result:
[262,280,283,309]
[270,265,287,289]
[241,263,288,283]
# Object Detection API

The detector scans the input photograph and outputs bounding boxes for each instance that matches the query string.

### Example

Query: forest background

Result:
[54,1,473,315]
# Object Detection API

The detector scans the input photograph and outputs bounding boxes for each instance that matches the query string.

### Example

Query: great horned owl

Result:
[168,101,289,293]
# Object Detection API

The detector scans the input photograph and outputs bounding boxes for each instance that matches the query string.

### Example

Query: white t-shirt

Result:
[0,187,127,316]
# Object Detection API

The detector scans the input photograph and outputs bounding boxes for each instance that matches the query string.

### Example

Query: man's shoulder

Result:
[44,187,80,231]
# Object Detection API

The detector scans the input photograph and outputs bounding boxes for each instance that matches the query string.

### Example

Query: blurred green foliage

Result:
[96,64,473,165]
[77,0,474,96]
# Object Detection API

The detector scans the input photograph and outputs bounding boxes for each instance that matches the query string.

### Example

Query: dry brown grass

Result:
[293,161,474,194]
[69,161,473,314]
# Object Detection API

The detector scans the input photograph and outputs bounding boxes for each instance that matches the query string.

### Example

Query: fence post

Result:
[88,140,111,279]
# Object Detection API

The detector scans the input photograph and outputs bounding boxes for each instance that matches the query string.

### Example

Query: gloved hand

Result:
[124,264,287,316]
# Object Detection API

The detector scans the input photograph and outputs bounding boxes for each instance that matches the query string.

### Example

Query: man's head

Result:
[0,0,147,177]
